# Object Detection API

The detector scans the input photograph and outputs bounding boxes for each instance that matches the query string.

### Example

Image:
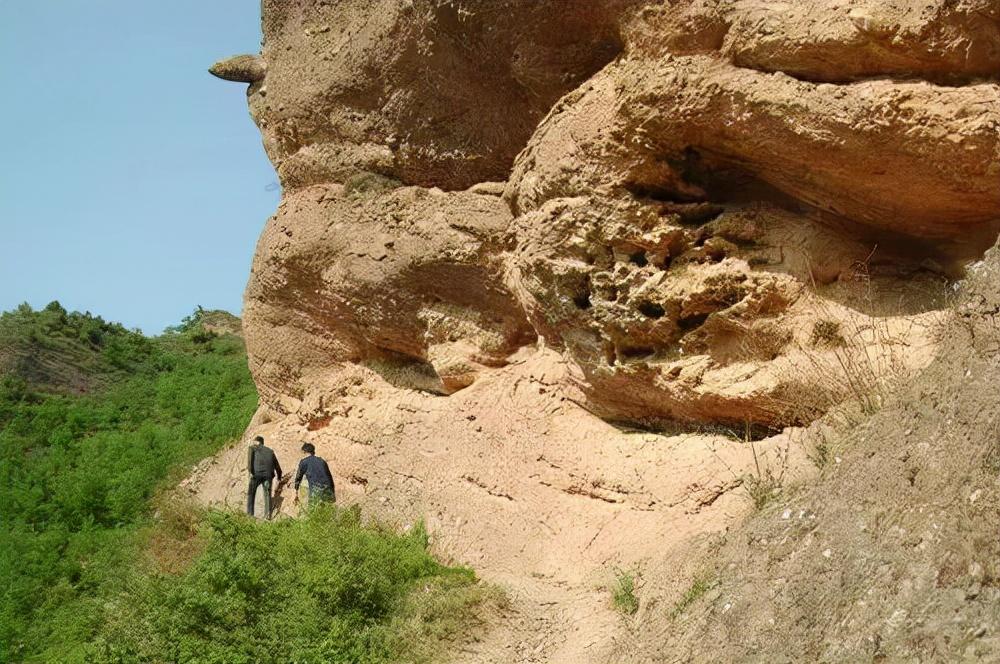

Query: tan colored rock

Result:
[723,0,1000,82]
[208,54,266,83]
[205,0,1000,660]
[629,0,1000,81]
[244,182,534,406]
[508,56,1000,244]
[499,21,997,425]
[505,190,944,426]
[250,0,637,191]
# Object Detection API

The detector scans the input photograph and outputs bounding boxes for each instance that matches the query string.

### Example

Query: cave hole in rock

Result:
[609,415,782,441]
[572,276,593,310]
[722,420,784,442]
[629,250,648,267]
[678,311,710,332]
[623,179,704,205]
[363,349,449,396]
[618,345,657,361]
[705,243,727,263]
[603,340,616,366]
[629,146,809,226]
[637,301,666,319]
[677,147,807,210]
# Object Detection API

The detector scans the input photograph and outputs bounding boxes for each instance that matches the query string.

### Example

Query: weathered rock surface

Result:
[245,182,534,406]
[204,1,1000,661]
[632,0,1000,82]
[250,0,638,191]
[613,241,1000,664]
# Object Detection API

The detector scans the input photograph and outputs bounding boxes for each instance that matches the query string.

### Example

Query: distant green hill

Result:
[0,301,152,394]
[0,302,241,395]
[0,304,491,663]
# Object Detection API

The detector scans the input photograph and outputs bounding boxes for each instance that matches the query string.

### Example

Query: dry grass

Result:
[740,420,785,509]
[142,495,207,575]
[773,248,950,430]
[810,319,845,347]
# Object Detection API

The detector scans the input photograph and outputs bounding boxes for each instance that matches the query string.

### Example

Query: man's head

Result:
[301,442,316,455]
[254,435,265,446]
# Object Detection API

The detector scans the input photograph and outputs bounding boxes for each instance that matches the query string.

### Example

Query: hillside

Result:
[202,1,1000,661]
[0,302,155,394]
[0,305,491,663]
[0,305,256,661]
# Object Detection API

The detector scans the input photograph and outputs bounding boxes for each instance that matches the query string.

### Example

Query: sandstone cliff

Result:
[197,2,1000,661]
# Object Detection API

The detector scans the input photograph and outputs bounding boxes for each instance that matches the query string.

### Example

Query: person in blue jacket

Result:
[293,442,336,506]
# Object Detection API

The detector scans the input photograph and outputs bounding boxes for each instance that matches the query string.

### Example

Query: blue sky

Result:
[0,1,278,333]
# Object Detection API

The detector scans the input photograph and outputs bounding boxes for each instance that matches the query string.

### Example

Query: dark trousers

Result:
[307,483,335,505]
[247,475,273,518]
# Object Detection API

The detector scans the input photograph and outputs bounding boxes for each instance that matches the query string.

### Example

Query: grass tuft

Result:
[744,469,781,510]
[611,567,640,616]
[670,575,714,619]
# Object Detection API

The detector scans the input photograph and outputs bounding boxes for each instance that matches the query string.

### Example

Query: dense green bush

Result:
[0,306,492,663]
[0,308,257,662]
[92,506,489,664]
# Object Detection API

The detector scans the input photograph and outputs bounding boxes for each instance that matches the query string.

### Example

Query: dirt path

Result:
[451,574,622,664]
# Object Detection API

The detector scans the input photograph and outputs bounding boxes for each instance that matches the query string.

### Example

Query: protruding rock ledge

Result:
[209,54,266,83]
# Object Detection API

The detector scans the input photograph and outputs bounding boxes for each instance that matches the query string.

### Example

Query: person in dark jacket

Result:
[294,442,336,506]
[247,435,282,519]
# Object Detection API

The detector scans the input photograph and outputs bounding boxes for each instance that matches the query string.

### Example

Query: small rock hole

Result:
[619,345,656,360]
[678,312,710,331]
[637,301,666,319]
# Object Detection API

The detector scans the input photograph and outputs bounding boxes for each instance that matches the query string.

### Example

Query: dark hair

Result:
[253,435,264,444]
[301,442,316,454]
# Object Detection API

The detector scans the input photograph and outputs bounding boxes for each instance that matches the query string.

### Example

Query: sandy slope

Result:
[185,346,812,661]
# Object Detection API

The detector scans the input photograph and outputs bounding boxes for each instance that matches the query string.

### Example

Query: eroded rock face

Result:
[500,2,998,426]
[207,3,1000,660]
[229,0,999,430]
[250,0,637,191]
[630,0,1000,82]
[244,182,534,407]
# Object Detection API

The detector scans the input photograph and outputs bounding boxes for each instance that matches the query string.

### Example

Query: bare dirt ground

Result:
[184,346,814,662]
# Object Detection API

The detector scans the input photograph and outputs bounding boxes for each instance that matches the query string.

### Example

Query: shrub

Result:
[91,507,490,664]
